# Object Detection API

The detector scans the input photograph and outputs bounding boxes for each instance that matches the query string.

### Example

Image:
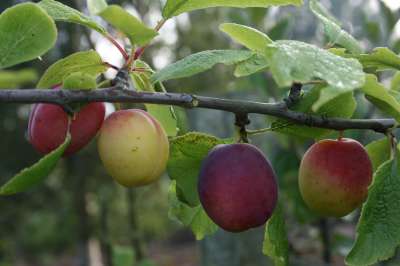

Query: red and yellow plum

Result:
[299,138,373,217]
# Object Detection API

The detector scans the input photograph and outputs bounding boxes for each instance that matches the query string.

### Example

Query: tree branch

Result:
[0,87,396,133]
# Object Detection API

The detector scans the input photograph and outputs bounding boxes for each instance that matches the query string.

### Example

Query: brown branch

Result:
[0,87,396,133]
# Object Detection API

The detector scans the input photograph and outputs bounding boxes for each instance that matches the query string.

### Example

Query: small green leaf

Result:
[234,53,269,77]
[0,69,38,89]
[309,0,362,54]
[0,3,57,69]
[162,0,304,19]
[87,0,108,15]
[62,72,97,90]
[346,158,400,266]
[151,50,253,83]
[312,85,354,112]
[272,86,356,139]
[99,5,158,46]
[263,204,289,266]
[0,134,71,196]
[131,60,178,136]
[220,23,273,53]
[391,72,400,91]
[265,40,365,89]
[167,132,232,206]
[356,47,400,72]
[168,181,218,240]
[38,50,107,88]
[361,74,400,122]
[39,0,106,34]
[365,138,391,172]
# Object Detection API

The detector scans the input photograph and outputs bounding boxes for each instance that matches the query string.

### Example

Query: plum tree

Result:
[198,143,278,232]
[28,102,106,156]
[299,138,373,217]
[97,109,169,187]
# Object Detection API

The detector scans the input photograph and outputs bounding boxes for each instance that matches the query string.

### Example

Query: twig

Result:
[0,88,396,133]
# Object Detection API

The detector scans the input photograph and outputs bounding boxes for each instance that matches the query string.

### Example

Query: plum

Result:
[97,109,169,187]
[198,143,278,232]
[299,138,373,217]
[28,102,105,156]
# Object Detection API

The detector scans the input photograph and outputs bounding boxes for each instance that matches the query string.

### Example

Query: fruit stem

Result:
[387,131,397,160]
[338,130,344,141]
[235,113,250,143]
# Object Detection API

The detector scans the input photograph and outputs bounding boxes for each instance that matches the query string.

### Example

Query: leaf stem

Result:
[105,34,129,60]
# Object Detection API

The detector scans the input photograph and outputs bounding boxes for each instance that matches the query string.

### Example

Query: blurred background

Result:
[0,0,400,265]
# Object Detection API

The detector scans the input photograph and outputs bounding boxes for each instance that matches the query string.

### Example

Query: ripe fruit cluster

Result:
[28,96,373,233]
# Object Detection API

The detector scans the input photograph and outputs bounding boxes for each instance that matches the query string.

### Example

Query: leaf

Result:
[168,181,218,240]
[38,0,106,34]
[162,0,304,19]
[0,3,57,69]
[361,74,400,122]
[99,5,158,46]
[391,72,400,91]
[151,50,253,83]
[271,86,357,139]
[234,53,269,77]
[131,60,178,136]
[365,138,391,172]
[87,0,108,15]
[312,85,354,112]
[0,134,71,196]
[167,132,231,206]
[62,72,97,90]
[265,40,365,89]
[346,158,400,266]
[309,0,362,54]
[0,69,38,89]
[263,204,289,266]
[356,47,400,72]
[37,50,107,88]
[220,23,273,53]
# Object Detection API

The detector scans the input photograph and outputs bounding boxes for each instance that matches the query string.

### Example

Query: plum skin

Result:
[198,143,278,232]
[299,138,373,217]
[97,109,169,187]
[28,102,106,156]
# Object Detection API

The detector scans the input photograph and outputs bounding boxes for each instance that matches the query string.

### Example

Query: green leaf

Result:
[265,40,365,89]
[391,72,400,91]
[151,50,253,83]
[167,132,231,206]
[356,47,400,72]
[309,0,362,54]
[37,50,107,88]
[0,3,57,69]
[87,0,108,15]
[271,86,356,139]
[0,134,71,196]
[168,181,218,240]
[312,85,354,112]
[99,5,158,46]
[162,0,304,19]
[346,158,400,266]
[234,53,269,77]
[0,69,38,89]
[220,23,273,53]
[263,204,289,266]
[62,72,97,90]
[38,0,106,34]
[365,138,391,173]
[131,60,178,136]
[361,74,400,122]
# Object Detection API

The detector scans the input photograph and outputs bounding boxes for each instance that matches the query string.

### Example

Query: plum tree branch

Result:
[0,87,396,133]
